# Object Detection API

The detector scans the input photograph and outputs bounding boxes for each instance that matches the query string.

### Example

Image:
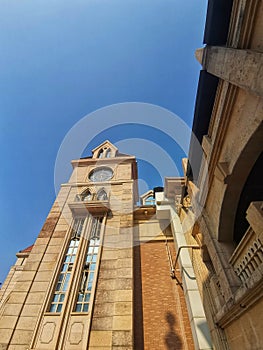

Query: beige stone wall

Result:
[0,199,63,350]
[68,158,134,185]
[134,217,171,242]
[0,257,27,312]
[186,1,263,349]
[224,298,263,350]
[88,178,134,349]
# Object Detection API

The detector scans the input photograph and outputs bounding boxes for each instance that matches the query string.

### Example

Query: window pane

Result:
[78,294,84,302]
[85,294,91,302]
[75,304,82,312]
[65,256,71,262]
[90,264,96,271]
[50,304,56,312]
[62,274,70,291]
[56,282,62,291]
[83,304,89,312]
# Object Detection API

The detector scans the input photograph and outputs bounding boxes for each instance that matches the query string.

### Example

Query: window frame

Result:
[47,214,106,315]
[72,215,105,314]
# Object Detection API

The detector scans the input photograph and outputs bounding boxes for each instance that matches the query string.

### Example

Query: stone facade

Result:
[181,0,263,349]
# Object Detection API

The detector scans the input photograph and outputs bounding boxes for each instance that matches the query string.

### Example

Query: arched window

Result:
[97,189,108,200]
[75,216,103,312]
[49,217,85,312]
[98,149,103,158]
[75,190,93,202]
[105,148,111,158]
[49,216,104,314]
[83,190,92,201]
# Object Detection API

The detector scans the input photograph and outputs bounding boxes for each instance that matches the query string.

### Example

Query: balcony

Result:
[69,193,110,215]
[229,202,263,286]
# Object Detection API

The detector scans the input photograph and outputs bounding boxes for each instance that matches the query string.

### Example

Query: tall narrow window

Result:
[75,217,103,312]
[49,218,85,312]
[105,148,111,158]
[98,149,103,158]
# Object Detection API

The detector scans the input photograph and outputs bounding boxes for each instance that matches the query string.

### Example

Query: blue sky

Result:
[0,0,207,282]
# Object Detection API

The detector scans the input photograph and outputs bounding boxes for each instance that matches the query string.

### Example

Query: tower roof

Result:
[92,140,118,155]
[19,244,34,253]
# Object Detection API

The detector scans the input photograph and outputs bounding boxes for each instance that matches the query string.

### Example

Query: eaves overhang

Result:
[203,0,234,45]
[188,70,219,182]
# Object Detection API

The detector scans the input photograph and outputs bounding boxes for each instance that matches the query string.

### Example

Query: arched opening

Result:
[105,148,111,158]
[75,189,93,202]
[82,190,92,201]
[234,152,263,244]
[98,149,103,158]
[218,123,263,242]
[97,189,108,200]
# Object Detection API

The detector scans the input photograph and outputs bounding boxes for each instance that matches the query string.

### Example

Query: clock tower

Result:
[0,140,138,349]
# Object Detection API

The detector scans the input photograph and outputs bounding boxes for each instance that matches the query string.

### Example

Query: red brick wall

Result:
[134,241,194,350]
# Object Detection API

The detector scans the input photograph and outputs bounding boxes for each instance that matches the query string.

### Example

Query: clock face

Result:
[89,167,113,182]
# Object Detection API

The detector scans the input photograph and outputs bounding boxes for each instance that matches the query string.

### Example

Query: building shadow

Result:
[165,311,183,350]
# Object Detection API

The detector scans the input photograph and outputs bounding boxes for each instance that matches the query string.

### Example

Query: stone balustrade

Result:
[229,202,263,284]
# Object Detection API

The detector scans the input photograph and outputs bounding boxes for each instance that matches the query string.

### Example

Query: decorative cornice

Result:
[71,156,136,168]
[68,201,110,215]
[61,180,135,187]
